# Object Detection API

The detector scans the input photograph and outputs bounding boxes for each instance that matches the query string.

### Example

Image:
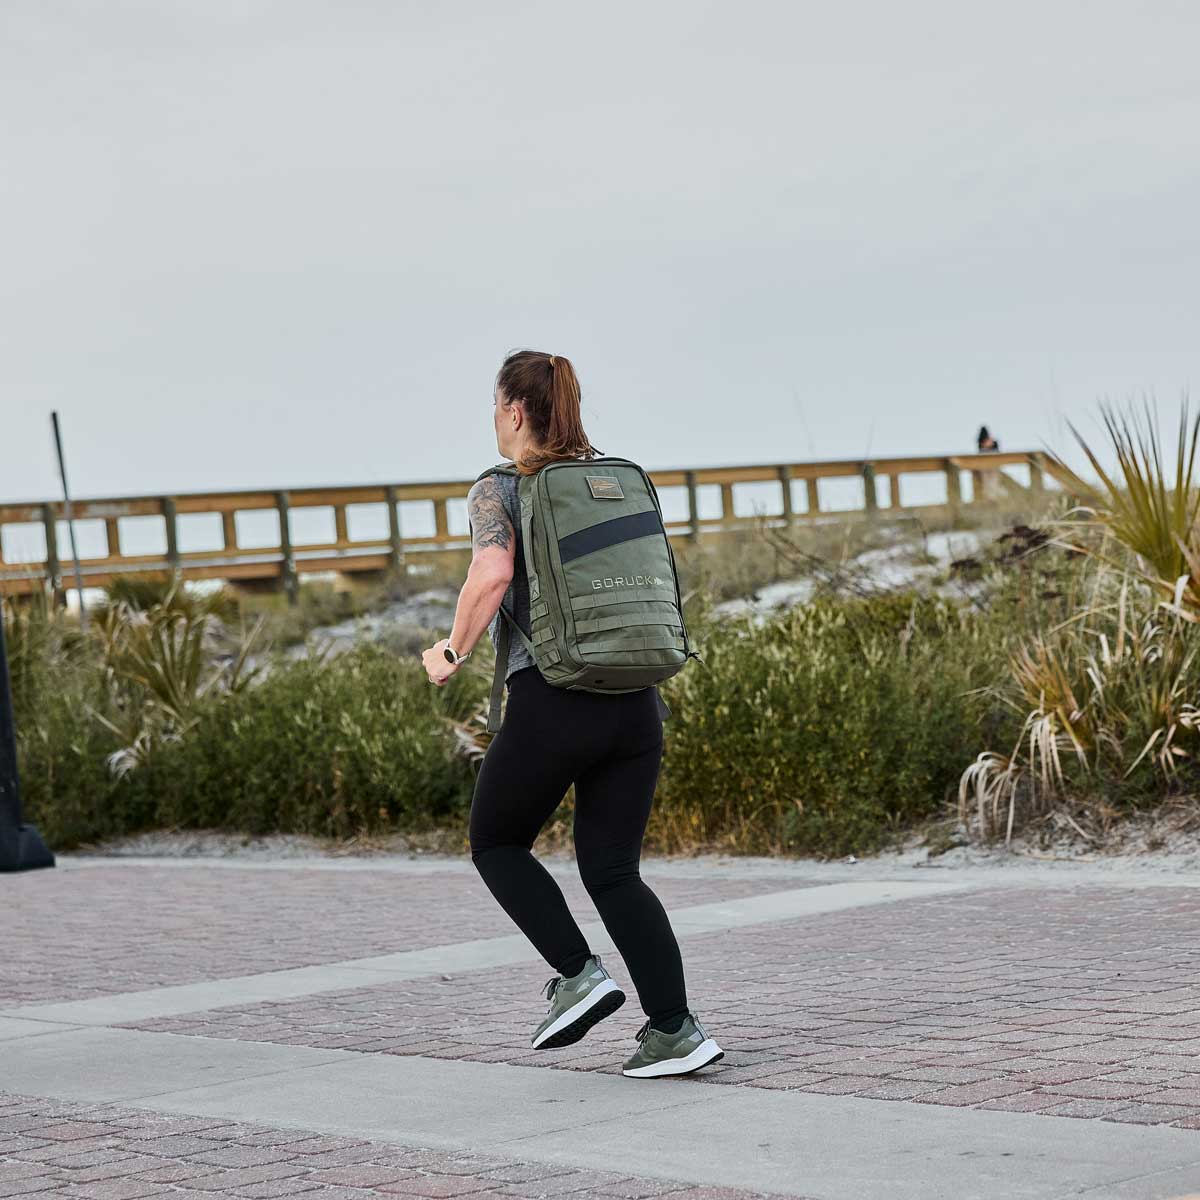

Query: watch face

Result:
[443,647,456,663]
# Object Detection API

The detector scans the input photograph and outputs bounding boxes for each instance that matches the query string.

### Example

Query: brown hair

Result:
[495,349,602,475]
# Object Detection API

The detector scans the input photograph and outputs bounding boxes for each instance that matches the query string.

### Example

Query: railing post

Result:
[385,486,404,571]
[275,491,299,605]
[105,518,120,559]
[1028,455,1045,496]
[40,504,63,608]
[805,478,821,516]
[944,460,962,512]
[883,474,899,509]
[862,464,878,515]
[720,482,735,528]
[162,497,180,577]
[222,510,238,552]
[777,465,793,526]
[685,471,700,543]
[433,498,449,544]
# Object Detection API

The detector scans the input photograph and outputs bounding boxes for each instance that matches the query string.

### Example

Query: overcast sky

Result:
[3,1,1199,512]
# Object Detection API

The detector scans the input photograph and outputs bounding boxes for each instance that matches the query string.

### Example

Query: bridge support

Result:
[386,486,405,573]
[275,492,300,606]
[777,465,794,527]
[685,471,700,543]
[40,503,65,610]
[862,464,878,515]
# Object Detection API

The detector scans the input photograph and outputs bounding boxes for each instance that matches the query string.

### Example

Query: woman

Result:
[421,349,723,1079]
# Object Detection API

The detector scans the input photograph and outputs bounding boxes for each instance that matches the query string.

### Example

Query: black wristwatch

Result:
[443,642,471,665]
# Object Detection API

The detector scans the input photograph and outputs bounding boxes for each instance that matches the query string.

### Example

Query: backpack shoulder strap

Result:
[474,462,519,484]
[473,464,533,732]
[485,605,539,733]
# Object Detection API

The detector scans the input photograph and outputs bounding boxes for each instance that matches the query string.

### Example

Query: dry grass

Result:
[962,402,1200,842]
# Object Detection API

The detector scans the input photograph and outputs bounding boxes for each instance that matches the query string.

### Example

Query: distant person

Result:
[420,349,723,1079]
[977,425,999,452]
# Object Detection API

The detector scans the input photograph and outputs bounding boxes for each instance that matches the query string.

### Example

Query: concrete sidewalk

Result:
[5,855,1200,1199]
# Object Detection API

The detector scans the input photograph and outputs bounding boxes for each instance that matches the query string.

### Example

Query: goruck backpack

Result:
[471,456,702,732]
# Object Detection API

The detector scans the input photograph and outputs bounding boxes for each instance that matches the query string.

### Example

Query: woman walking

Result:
[421,349,723,1078]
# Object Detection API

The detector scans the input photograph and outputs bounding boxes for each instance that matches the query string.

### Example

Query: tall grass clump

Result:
[963,400,1200,840]
[654,591,1000,857]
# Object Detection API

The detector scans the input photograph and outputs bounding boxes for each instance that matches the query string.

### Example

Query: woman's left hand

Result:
[422,639,461,687]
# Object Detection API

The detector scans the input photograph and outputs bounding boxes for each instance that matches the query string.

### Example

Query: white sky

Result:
[3,1,1199,516]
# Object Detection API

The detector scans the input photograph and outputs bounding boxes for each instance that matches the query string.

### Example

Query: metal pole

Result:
[51,412,88,629]
[0,601,54,871]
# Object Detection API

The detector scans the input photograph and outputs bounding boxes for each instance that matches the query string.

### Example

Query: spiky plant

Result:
[89,578,265,777]
[1047,400,1200,617]
[960,575,1200,841]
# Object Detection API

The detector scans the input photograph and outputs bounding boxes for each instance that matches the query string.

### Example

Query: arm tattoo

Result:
[468,477,514,551]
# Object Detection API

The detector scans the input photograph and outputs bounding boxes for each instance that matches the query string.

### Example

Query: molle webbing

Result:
[574,612,682,635]
[571,587,678,611]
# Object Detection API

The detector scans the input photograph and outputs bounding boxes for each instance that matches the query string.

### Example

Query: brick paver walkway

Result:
[5,865,789,1006]
[124,886,1200,1128]
[8,859,1200,1198]
[0,1091,794,1199]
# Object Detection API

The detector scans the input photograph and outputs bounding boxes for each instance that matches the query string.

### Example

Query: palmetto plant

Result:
[1047,400,1200,618]
[962,401,1200,842]
[91,579,265,777]
[960,577,1200,841]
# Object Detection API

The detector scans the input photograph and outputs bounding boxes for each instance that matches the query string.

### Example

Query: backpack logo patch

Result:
[590,575,665,589]
[586,475,624,500]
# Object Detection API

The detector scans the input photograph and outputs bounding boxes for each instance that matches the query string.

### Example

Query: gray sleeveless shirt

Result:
[486,471,536,684]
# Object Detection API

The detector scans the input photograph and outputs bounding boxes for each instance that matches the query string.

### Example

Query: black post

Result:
[51,411,88,629]
[0,603,55,872]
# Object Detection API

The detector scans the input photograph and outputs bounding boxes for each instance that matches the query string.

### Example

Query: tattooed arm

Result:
[421,476,515,684]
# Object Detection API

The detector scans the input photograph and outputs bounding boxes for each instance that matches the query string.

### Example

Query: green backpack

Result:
[471,455,702,732]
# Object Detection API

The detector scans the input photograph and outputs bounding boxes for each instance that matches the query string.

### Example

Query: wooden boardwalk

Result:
[0,450,1058,599]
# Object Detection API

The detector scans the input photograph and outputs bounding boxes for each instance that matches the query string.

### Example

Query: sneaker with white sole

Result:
[621,1012,724,1077]
[531,954,626,1050]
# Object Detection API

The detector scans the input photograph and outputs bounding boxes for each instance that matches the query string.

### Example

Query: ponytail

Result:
[495,349,601,475]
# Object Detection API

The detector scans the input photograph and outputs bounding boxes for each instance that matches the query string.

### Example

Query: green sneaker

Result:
[532,954,626,1050]
[621,1013,724,1078]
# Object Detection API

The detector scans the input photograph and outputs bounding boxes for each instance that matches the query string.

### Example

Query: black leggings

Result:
[468,664,689,1030]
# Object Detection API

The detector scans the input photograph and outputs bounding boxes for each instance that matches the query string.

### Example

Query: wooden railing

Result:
[0,450,1064,599]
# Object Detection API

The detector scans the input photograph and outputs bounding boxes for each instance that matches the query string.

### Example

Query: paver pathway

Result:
[0,1090,785,1199]
[4,863,792,1006]
[5,856,1200,1199]
[117,886,1200,1127]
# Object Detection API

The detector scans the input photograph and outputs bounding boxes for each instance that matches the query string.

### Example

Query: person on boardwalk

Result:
[420,349,723,1078]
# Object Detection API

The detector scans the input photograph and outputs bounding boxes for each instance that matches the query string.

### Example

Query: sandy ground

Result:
[65,817,1200,887]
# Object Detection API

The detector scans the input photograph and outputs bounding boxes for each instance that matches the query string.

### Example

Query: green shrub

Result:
[15,513,1162,859]
[7,598,124,848]
[655,593,1000,857]
[15,624,478,846]
[134,645,475,837]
